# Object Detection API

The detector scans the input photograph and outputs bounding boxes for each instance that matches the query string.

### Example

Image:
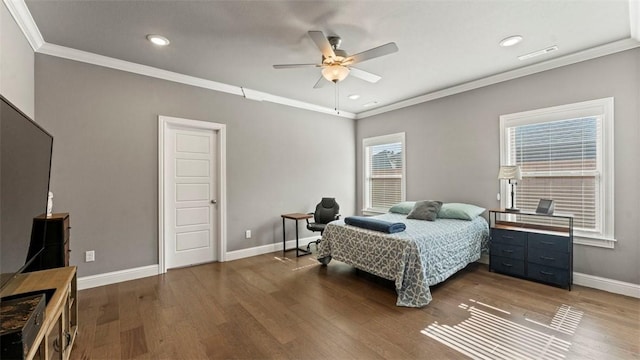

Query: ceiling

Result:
[20,0,638,117]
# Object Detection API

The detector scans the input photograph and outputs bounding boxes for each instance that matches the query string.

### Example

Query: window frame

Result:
[362,132,406,214]
[499,98,615,248]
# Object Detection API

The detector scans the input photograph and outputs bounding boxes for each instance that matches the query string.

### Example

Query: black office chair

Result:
[306,197,340,251]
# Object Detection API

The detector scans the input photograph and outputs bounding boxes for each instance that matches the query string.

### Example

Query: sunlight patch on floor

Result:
[273,256,320,271]
[525,305,584,335]
[292,258,320,271]
[422,300,583,360]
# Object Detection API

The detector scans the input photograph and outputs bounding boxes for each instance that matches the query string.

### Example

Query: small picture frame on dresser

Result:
[536,199,555,214]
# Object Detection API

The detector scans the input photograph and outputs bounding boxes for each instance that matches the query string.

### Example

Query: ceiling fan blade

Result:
[313,76,327,89]
[308,31,336,59]
[349,42,399,64]
[273,64,320,69]
[349,67,382,83]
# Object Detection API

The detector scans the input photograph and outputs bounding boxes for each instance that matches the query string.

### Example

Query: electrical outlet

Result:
[85,250,95,262]
[245,230,251,239]
[497,193,501,201]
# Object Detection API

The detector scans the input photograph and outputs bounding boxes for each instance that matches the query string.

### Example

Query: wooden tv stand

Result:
[1,266,77,360]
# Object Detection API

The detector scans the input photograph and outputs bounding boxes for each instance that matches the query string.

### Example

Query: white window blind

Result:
[500,98,614,247]
[363,133,405,212]
[507,117,600,231]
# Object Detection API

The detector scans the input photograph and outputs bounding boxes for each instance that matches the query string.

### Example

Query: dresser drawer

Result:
[527,263,570,287]
[490,242,525,260]
[491,229,526,246]
[527,247,569,269]
[528,233,569,253]
[490,256,525,277]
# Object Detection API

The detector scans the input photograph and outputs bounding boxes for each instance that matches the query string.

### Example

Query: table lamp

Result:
[498,165,522,212]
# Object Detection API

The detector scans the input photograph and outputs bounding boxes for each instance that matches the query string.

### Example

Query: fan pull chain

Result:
[334,82,340,115]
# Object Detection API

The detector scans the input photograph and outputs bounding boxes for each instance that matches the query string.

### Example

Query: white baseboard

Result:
[77,264,159,290]
[225,236,321,261]
[573,272,640,299]
[76,237,319,290]
[76,245,639,300]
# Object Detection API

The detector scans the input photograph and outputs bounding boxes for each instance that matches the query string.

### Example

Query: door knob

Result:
[211,200,217,204]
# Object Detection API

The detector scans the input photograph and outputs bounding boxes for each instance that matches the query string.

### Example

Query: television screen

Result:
[0,95,53,290]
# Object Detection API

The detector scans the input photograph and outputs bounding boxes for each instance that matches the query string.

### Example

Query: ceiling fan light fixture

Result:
[322,64,350,83]
[146,34,170,46]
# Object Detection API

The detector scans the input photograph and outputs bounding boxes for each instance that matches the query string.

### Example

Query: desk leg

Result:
[295,219,311,257]
[295,219,299,257]
[282,217,286,257]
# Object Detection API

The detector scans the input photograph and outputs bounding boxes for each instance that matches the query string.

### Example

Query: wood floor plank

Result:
[120,325,149,359]
[70,254,639,359]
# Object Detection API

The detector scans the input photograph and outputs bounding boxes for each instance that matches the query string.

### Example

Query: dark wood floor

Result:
[70,253,639,360]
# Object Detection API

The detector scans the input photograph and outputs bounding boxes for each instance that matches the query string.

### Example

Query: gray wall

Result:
[35,55,355,277]
[1,1,34,117]
[356,48,640,284]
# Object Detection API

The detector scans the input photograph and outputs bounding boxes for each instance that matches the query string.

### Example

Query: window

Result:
[500,98,614,248]
[363,133,405,213]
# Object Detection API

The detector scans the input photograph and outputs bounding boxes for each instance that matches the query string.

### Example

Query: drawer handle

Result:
[502,235,514,239]
[501,262,513,267]
[502,249,514,253]
[53,337,61,353]
[540,270,554,276]
[540,256,555,261]
[65,332,71,347]
[540,241,554,245]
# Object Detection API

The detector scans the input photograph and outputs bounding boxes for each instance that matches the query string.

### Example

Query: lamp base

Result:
[505,207,521,213]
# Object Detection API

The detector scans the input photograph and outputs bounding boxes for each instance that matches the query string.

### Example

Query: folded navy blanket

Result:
[344,216,406,234]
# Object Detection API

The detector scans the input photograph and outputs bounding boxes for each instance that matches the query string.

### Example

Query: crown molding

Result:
[356,38,640,119]
[38,43,244,96]
[2,0,44,51]
[5,0,354,119]
[241,88,355,118]
[6,0,636,121]
[631,0,640,41]
[37,43,355,119]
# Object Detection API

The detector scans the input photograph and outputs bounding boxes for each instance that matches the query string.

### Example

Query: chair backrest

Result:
[314,197,340,225]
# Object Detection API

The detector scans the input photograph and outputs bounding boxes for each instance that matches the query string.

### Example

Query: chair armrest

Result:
[306,213,314,225]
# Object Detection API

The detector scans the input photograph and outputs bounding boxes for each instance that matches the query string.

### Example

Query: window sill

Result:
[574,234,616,249]
[362,209,387,216]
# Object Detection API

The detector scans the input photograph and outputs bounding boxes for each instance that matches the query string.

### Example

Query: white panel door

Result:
[165,126,217,269]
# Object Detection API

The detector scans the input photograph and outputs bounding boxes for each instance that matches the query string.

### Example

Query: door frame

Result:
[158,115,227,273]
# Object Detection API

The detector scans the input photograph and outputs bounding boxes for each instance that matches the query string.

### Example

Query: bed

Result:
[317,212,489,307]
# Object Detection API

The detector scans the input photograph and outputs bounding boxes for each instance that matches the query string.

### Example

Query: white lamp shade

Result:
[498,165,522,180]
[322,65,350,83]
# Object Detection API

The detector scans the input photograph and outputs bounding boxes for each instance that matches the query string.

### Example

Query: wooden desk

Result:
[281,213,313,257]
[0,267,78,360]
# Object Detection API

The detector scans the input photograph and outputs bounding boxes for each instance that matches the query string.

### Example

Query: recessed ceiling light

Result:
[363,101,378,108]
[518,45,558,60]
[499,35,523,47]
[146,34,170,46]
[348,94,360,100]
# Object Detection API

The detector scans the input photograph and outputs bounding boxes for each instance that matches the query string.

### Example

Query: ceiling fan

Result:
[273,31,399,88]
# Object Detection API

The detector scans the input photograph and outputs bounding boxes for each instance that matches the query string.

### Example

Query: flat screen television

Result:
[0,94,53,291]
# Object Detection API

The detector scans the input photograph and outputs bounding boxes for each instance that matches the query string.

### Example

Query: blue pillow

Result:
[438,203,486,220]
